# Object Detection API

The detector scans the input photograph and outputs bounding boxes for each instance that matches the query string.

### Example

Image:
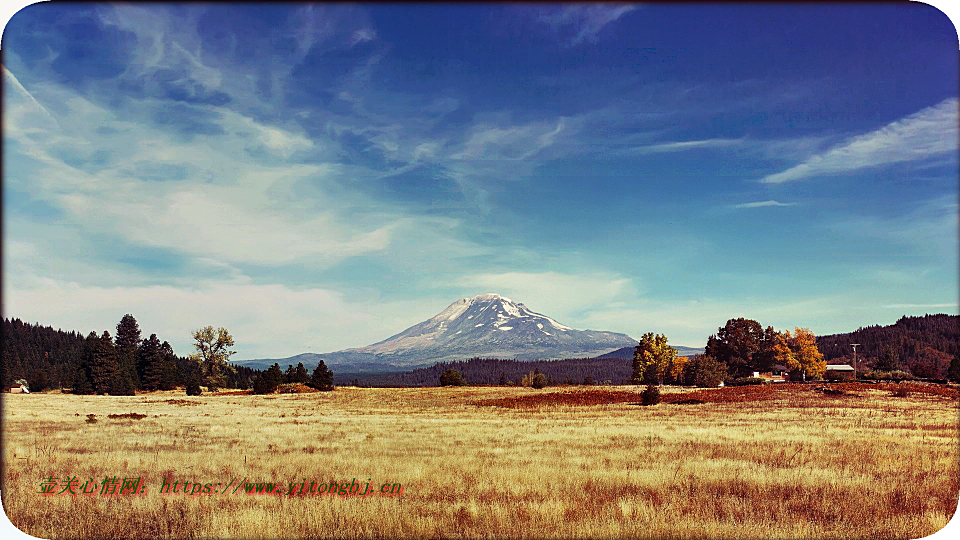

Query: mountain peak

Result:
[239,294,638,371]
[470,293,512,302]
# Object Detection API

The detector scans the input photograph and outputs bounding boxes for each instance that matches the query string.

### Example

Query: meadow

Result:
[2,383,957,539]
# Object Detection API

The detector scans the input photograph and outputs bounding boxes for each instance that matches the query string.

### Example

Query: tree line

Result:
[2,316,331,394]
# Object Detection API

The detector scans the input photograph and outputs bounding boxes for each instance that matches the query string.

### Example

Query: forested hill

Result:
[2,318,86,390]
[816,314,958,366]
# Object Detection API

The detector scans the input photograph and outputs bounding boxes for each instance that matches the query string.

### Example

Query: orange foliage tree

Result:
[773,327,825,380]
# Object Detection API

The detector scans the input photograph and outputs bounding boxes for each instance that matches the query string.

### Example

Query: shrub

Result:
[863,370,915,381]
[185,379,202,396]
[439,369,467,387]
[640,384,661,406]
[891,386,910,398]
[531,373,547,389]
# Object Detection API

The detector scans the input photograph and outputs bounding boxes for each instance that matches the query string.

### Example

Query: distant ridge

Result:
[595,345,705,359]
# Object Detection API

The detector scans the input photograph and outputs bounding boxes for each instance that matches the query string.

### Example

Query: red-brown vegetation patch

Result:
[215,389,254,396]
[106,413,147,420]
[161,399,202,406]
[662,384,783,404]
[275,383,319,394]
[473,381,958,409]
[832,381,959,400]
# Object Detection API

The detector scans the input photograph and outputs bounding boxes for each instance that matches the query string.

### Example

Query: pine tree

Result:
[254,363,284,394]
[292,362,310,384]
[139,334,165,391]
[89,331,119,394]
[874,346,900,372]
[310,361,334,391]
[72,366,94,395]
[158,341,180,390]
[115,314,142,390]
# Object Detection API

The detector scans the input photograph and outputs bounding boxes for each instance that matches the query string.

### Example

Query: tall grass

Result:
[3,385,957,539]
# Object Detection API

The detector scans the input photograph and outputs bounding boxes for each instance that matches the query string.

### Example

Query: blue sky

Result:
[3,3,958,359]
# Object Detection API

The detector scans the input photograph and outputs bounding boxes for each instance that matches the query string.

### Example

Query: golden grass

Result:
[2,385,957,539]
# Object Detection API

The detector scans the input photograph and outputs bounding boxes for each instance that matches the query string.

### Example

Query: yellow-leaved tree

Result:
[773,327,825,381]
[632,333,678,385]
[189,326,237,391]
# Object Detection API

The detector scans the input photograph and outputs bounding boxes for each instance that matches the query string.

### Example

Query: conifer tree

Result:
[310,361,334,391]
[139,334,165,391]
[115,314,142,390]
[89,331,119,394]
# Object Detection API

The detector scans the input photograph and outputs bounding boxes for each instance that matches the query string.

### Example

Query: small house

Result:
[825,364,855,380]
[9,384,29,394]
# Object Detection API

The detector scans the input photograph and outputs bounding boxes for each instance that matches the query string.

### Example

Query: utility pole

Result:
[851,344,860,380]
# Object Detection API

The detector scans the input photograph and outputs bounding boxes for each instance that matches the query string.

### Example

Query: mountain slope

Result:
[237,294,637,371]
[596,345,705,359]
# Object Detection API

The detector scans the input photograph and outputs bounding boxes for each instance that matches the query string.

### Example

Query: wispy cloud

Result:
[734,200,796,209]
[881,303,957,309]
[631,138,743,154]
[537,4,638,46]
[760,98,959,183]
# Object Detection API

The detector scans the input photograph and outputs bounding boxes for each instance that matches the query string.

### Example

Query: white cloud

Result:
[451,118,567,161]
[881,303,957,309]
[538,4,638,46]
[734,200,796,209]
[760,98,959,183]
[632,138,743,154]
[3,276,441,358]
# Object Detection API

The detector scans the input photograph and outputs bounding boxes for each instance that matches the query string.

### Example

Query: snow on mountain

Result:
[236,294,637,371]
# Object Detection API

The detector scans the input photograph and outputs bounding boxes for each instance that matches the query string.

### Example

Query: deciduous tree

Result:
[189,326,237,391]
[439,368,466,386]
[705,319,776,378]
[682,354,727,387]
[773,328,825,380]
[632,333,677,385]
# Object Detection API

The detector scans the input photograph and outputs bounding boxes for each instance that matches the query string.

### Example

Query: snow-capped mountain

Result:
[237,294,636,371]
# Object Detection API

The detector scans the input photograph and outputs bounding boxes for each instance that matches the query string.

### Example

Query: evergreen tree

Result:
[874,346,900,372]
[158,341,180,390]
[72,366,94,395]
[139,334,165,391]
[89,331,119,394]
[310,361,335,391]
[254,363,284,394]
[115,314,142,390]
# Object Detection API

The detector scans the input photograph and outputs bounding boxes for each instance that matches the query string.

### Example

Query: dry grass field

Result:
[2,383,958,539]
